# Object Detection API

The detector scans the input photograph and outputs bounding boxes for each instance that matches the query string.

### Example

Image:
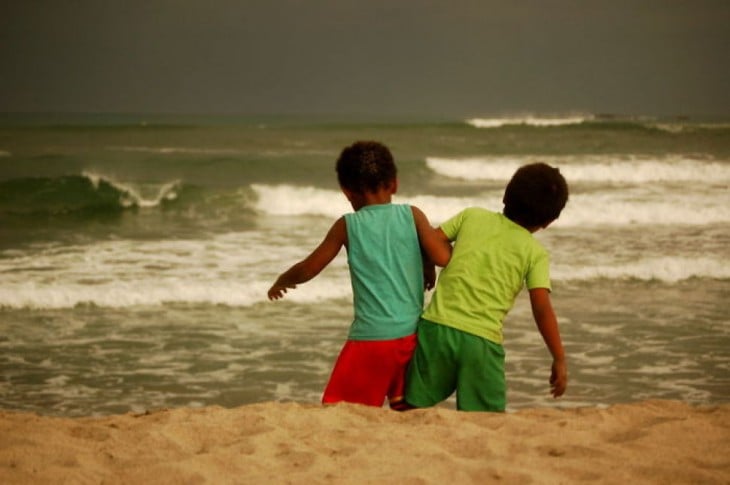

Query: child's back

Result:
[345,203,424,340]
[423,207,551,344]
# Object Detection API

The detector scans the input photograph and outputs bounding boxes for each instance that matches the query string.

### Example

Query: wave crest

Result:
[0,172,183,215]
[553,257,730,283]
[251,183,730,227]
[466,115,593,128]
[425,156,730,183]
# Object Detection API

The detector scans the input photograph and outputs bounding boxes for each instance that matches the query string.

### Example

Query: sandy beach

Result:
[0,400,727,484]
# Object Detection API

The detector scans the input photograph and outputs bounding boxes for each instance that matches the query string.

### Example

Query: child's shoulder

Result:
[443,207,500,233]
[463,206,493,214]
[460,206,499,219]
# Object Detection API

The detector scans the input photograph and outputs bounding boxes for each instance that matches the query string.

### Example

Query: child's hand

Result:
[268,284,295,300]
[550,358,567,398]
[423,263,436,290]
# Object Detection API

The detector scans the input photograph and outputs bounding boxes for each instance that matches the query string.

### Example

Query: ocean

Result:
[1,113,728,417]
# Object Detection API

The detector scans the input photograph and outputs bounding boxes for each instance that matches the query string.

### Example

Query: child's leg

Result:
[323,337,416,408]
[455,335,506,412]
[385,334,417,411]
[404,319,459,408]
[322,340,386,406]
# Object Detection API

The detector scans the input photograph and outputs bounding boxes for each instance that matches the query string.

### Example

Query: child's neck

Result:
[348,188,393,211]
[504,213,543,233]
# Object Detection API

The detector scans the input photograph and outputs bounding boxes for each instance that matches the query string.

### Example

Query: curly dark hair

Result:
[336,141,397,194]
[503,162,569,227]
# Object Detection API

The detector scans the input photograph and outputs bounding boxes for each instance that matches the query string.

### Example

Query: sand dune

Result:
[1,400,728,484]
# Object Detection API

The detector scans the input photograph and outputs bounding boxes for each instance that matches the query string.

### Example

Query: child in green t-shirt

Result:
[405,162,569,411]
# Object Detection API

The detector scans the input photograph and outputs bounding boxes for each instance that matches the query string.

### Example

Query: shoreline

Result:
[1,399,728,484]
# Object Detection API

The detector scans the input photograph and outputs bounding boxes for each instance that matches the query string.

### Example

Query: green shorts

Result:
[405,319,506,412]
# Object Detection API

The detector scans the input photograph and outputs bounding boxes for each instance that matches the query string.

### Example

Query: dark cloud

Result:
[1,0,728,116]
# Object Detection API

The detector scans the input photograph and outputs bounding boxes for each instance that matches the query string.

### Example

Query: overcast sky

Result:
[1,0,728,117]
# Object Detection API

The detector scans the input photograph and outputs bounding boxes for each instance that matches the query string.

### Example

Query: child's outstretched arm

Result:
[267,217,347,300]
[529,288,567,398]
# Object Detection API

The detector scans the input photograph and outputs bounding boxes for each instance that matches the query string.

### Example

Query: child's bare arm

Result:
[422,258,436,290]
[529,288,567,398]
[267,217,347,300]
[411,206,452,267]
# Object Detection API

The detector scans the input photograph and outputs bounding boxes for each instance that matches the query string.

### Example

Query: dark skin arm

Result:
[529,287,567,398]
[267,217,347,300]
[268,205,450,299]
[422,257,437,291]
[411,206,451,290]
[411,206,451,267]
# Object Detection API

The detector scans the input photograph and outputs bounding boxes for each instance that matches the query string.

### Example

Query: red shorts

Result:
[322,334,417,410]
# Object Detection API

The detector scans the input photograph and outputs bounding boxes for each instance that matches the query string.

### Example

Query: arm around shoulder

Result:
[410,206,451,267]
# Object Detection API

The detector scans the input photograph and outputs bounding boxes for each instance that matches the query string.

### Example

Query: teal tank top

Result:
[344,203,424,340]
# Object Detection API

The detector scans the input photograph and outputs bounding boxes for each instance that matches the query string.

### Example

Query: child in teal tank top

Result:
[344,203,425,341]
[268,141,450,410]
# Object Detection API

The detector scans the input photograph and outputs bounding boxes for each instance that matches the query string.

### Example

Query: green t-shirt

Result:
[422,207,551,344]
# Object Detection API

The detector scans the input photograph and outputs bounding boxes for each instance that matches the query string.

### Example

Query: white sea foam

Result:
[0,229,726,309]
[464,115,730,133]
[0,274,351,310]
[4,255,726,309]
[652,122,730,133]
[251,184,351,218]
[82,171,181,208]
[251,183,730,227]
[0,278,350,309]
[251,184,500,224]
[404,194,503,224]
[0,232,352,310]
[552,256,730,283]
[466,115,592,128]
[425,156,730,183]
[559,190,730,226]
